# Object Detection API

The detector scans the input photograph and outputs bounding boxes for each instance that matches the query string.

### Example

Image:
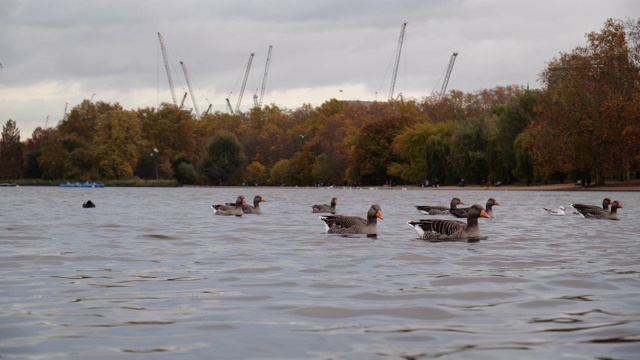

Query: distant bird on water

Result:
[212,195,246,216]
[312,197,338,214]
[543,206,565,216]
[450,198,500,218]
[415,197,464,215]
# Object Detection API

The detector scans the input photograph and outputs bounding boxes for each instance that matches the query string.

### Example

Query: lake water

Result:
[1,186,639,359]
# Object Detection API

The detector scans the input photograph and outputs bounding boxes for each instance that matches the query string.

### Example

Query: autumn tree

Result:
[244,161,268,185]
[52,100,123,180]
[138,103,198,179]
[94,109,142,179]
[269,159,294,185]
[0,119,24,179]
[350,113,418,185]
[531,18,640,185]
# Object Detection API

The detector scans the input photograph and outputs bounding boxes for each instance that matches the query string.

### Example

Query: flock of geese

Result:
[211,195,623,242]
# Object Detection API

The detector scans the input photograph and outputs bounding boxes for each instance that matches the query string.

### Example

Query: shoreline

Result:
[393,180,640,192]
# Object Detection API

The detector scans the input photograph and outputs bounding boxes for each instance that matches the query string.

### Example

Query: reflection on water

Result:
[1,187,639,358]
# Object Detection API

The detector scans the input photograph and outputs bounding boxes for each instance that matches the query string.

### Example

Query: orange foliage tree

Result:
[529,18,640,185]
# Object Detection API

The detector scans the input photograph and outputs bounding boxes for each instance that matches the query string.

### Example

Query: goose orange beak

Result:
[480,210,490,218]
[617,202,623,208]
[261,197,266,202]
[376,210,384,220]
[460,200,465,205]
[494,200,500,206]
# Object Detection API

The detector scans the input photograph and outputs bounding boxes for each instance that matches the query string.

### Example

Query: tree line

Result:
[1,18,639,187]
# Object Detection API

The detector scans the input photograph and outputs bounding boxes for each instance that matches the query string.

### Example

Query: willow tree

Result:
[390,121,456,184]
[530,18,640,185]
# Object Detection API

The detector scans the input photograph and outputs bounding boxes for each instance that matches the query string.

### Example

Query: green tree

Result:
[0,119,24,179]
[487,90,538,184]
[390,122,456,184]
[199,131,245,185]
[449,115,489,185]
[175,162,199,185]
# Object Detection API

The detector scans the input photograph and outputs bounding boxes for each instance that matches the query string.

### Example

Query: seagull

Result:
[543,206,565,216]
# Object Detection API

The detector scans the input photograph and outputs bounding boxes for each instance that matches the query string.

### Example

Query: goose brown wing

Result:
[411,219,465,236]
[312,204,331,213]
[572,204,607,217]
[449,207,469,218]
[321,215,366,229]
[571,203,599,211]
[415,205,449,213]
[214,204,238,211]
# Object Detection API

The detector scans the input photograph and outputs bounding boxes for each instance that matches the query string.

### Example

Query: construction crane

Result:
[389,22,407,101]
[62,100,69,120]
[179,92,188,109]
[226,98,234,114]
[235,53,254,114]
[439,52,458,100]
[203,103,212,115]
[158,32,177,106]
[257,45,273,108]
[180,61,200,116]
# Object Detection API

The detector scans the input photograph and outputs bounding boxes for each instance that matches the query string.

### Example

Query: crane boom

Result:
[62,100,69,120]
[258,45,273,108]
[179,92,188,109]
[235,53,254,114]
[158,32,177,106]
[439,52,458,100]
[226,98,234,114]
[180,61,200,116]
[389,22,407,100]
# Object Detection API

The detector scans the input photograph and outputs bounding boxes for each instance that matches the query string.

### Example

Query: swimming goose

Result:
[312,197,338,214]
[212,195,246,216]
[243,195,266,214]
[543,206,565,216]
[408,204,490,241]
[228,195,266,214]
[450,198,499,218]
[572,200,622,220]
[415,197,464,215]
[83,200,96,208]
[571,198,612,212]
[319,204,383,237]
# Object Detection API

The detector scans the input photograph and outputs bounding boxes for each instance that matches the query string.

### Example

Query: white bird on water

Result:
[543,206,565,216]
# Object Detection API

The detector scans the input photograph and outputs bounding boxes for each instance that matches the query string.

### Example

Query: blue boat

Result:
[58,181,105,188]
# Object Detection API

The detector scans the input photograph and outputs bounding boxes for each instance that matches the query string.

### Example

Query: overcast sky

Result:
[0,0,636,137]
